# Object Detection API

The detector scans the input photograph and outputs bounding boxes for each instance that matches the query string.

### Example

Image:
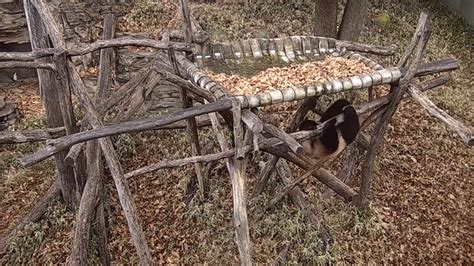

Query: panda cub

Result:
[298,99,360,161]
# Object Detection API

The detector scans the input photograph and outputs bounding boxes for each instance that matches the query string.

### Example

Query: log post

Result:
[23,0,78,210]
[96,7,115,100]
[231,99,252,265]
[177,0,207,198]
[169,48,207,198]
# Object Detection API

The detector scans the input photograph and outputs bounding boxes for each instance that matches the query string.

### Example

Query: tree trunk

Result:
[313,0,338,38]
[338,0,370,41]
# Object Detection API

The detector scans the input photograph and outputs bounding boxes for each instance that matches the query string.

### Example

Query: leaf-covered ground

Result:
[1,0,472,264]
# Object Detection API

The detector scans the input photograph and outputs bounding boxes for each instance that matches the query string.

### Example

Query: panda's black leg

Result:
[319,119,339,155]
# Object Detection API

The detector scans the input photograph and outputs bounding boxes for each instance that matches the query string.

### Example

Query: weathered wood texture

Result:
[252,97,317,199]
[408,85,473,146]
[267,161,324,210]
[23,0,78,209]
[68,141,102,265]
[0,126,65,144]
[0,60,55,70]
[96,11,115,100]
[21,99,234,166]
[230,99,252,265]
[27,0,153,261]
[66,60,153,264]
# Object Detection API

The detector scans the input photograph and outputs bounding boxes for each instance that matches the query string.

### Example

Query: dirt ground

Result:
[0,0,472,264]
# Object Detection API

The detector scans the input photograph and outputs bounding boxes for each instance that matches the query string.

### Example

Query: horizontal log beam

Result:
[0,37,194,61]
[333,38,396,55]
[0,127,65,144]
[124,127,325,179]
[401,57,459,78]
[0,115,225,145]
[0,61,56,70]
[20,99,234,166]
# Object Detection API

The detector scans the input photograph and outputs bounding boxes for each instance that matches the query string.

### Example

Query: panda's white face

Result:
[301,129,347,161]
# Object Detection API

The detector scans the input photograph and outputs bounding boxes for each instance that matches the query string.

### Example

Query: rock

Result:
[0,102,17,131]
[0,103,16,117]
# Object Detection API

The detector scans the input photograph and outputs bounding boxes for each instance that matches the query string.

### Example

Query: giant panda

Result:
[298,99,360,161]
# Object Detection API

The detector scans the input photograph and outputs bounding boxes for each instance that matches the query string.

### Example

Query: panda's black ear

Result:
[298,119,318,131]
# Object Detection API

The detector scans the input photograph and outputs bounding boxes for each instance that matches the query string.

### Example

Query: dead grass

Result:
[0,0,472,264]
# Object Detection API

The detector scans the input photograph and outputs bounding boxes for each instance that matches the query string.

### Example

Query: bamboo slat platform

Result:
[183,36,401,108]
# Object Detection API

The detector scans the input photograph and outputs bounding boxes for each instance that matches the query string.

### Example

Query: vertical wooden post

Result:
[96,6,115,100]
[177,0,207,198]
[23,0,78,210]
[206,100,252,265]
[231,99,252,265]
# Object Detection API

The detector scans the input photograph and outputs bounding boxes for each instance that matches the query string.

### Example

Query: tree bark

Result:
[314,0,338,38]
[338,0,370,41]
[23,0,78,210]
[68,141,102,266]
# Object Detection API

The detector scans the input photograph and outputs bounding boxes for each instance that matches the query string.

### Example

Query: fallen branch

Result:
[408,85,473,146]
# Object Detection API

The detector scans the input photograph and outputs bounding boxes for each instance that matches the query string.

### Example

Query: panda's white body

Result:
[301,129,347,161]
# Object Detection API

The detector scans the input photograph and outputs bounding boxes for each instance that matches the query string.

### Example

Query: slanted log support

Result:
[252,97,317,199]
[356,12,431,209]
[1,1,465,263]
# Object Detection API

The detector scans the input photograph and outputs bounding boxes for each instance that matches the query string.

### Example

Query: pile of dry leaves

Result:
[207,57,376,96]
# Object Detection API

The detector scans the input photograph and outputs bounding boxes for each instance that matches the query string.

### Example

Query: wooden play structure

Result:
[0,0,472,264]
